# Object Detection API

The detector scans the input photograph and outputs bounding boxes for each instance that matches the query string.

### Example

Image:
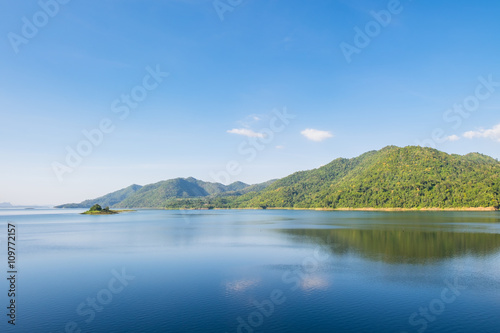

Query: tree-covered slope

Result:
[56,178,258,209]
[238,146,500,209]
[115,178,235,208]
[55,184,142,208]
[56,146,500,210]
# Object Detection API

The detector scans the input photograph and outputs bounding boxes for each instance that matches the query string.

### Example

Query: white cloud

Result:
[227,128,265,138]
[301,128,333,142]
[463,123,500,142]
[446,135,460,142]
[275,145,285,149]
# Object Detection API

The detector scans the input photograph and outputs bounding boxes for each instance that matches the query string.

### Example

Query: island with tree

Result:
[81,204,134,215]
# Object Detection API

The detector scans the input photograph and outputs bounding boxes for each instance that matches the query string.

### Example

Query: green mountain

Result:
[164,146,500,210]
[233,146,500,209]
[56,146,500,210]
[56,178,273,209]
[56,184,143,208]
[115,177,251,208]
[225,181,251,192]
[218,179,278,196]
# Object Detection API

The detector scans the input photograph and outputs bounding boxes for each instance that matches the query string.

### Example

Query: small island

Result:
[81,204,133,215]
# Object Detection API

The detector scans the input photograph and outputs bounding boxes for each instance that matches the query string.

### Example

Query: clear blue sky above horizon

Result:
[1,0,500,205]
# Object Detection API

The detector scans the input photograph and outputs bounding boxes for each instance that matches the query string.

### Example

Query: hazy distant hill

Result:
[0,202,13,208]
[55,184,143,208]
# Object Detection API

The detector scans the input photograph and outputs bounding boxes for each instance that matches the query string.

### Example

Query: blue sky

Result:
[1,0,499,205]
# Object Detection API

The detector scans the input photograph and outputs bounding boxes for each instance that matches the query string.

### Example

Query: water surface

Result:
[1,209,499,332]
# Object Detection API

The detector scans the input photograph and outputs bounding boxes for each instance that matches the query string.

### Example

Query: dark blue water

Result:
[1,209,499,332]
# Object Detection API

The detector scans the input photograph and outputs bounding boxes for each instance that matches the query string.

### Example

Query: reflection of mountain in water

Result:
[280,227,500,264]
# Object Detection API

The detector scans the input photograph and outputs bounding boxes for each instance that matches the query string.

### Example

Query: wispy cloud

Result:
[463,123,500,142]
[237,114,265,128]
[275,145,285,149]
[227,128,265,138]
[301,128,333,142]
[445,135,460,142]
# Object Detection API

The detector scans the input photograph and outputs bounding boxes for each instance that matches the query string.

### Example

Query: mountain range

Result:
[56,146,500,210]
[55,177,276,209]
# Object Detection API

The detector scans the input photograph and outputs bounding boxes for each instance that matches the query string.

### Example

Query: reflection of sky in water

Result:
[300,275,330,291]
[225,278,261,292]
[0,209,499,333]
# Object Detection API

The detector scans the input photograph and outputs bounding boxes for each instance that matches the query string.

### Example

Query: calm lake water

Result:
[1,209,499,332]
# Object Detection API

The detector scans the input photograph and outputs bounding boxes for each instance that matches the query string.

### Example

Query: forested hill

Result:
[55,178,270,209]
[56,146,500,210]
[232,146,500,209]
[115,177,249,208]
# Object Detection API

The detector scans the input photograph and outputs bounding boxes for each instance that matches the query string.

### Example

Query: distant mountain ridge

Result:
[0,202,52,209]
[56,184,143,208]
[56,146,500,210]
[115,177,250,208]
[55,178,271,209]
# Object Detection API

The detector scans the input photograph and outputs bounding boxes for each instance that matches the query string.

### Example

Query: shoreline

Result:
[161,206,500,212]
[75,206,499,212]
